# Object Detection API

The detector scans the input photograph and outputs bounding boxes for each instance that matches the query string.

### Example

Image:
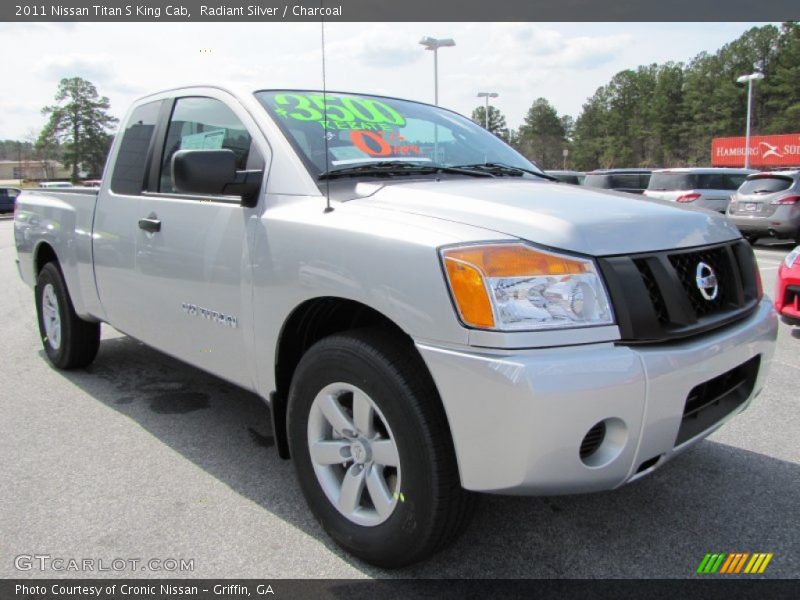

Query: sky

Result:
[0,21,773,141]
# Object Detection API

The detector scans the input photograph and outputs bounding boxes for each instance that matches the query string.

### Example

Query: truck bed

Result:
[14,187,102,321]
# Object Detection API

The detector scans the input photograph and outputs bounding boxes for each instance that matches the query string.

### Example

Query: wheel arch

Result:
[34,241,59,277]
[271,296,448,461]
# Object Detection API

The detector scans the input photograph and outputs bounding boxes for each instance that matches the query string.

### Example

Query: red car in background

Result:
[776,246,800,325]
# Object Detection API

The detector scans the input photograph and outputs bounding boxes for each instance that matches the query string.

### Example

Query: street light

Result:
[419,36,455,105]
[736,71,765,169]
[477,92,499,130]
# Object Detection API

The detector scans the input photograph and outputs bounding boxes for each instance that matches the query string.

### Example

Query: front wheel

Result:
[35,262,100,369]
[287,329,475,568]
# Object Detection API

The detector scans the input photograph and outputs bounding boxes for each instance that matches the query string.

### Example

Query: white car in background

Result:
[644,167,755,213]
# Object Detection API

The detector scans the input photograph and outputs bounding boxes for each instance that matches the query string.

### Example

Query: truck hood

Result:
[350,178,741,256]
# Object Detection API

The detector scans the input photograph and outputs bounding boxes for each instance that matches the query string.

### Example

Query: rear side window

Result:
[584,174,612,189]
[586,174,648,190]
[110,101,162,195]
[610,174,642,189]
[738,176,793,195]
[159,97,260,193]
[696,174,723,189]
[721,174,748,190]
[648,173,697,191]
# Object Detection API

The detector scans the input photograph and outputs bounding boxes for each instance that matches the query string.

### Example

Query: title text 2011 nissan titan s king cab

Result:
[14,86,777,567]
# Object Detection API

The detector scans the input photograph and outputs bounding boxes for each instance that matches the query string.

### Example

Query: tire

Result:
[35,262,100,369]
[287,329,475,568]
[745,234,759,245]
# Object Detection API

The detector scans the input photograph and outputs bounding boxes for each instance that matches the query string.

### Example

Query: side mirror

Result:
[171,149,263,207]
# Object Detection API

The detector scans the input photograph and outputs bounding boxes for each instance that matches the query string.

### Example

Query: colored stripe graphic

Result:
[719,554,736,574]
[699,552,773,574]
[697,553,726,574]
[744,553,773,574]
[734,553,750,573]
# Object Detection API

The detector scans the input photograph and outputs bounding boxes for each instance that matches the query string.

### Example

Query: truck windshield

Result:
[255,90,541,177]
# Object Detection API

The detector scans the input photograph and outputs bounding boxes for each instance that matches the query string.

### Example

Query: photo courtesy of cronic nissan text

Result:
[1,0,799,597]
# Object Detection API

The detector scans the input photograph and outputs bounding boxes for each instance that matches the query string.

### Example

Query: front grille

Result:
[598,240,759,343]
[675,356,760,446]
[635,258,669,325]
[669,246,734,317]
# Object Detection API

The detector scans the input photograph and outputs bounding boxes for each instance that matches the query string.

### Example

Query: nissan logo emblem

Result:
[695,262,719,301]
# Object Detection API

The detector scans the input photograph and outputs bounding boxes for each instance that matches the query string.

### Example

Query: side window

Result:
[611,174,639,189]
[698,174,723,189]
[110,101,162,195]
[159,97,260,194]
[723,174,747,190]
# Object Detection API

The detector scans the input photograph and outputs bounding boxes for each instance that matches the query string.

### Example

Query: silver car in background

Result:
[727,170,800,244]
[645,168,755,213]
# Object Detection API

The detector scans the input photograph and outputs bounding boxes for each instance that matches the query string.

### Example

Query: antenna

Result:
[321,12,333,213]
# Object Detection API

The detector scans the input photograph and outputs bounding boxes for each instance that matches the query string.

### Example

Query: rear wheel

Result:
[35,262,100,369]
[287,329,475,568]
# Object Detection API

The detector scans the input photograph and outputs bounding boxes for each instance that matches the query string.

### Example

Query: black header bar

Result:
[3,0,799,22]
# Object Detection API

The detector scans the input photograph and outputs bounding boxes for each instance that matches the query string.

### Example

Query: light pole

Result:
[477,92,499,130]
[736,71,764,169]
[419,37,455,105]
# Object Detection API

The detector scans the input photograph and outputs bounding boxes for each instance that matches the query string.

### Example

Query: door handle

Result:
[138,217,161,233]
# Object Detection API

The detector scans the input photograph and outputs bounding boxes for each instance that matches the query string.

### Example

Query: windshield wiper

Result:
[453,162,558,180]
[318,161,494,180]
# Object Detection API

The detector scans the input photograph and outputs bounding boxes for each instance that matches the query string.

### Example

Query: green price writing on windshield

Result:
[272,93,406,127]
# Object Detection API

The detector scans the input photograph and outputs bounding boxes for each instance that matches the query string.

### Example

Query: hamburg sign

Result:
[712,133,800,168]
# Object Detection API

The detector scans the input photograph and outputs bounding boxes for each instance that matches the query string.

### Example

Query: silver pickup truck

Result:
[14,86,777,567]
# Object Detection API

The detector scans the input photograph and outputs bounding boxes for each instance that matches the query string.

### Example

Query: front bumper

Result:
[417,298,777,494]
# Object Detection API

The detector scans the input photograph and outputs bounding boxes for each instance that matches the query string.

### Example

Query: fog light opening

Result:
[580,418,628,468]
[580,421,606,460]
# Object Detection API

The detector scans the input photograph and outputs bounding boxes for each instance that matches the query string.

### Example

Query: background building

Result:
[0,160,71,184]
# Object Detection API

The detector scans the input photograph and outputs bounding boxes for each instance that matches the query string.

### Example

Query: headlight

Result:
[440,243,614,331]
[786,246,800,269]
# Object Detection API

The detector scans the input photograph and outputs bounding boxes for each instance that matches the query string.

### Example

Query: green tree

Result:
[38,77,117,181]
[560,115,575,142]
[764,22,800,133]
[682,25,781,163]
[568,23,795,170]
[650,62,688,166]
[471,105,509,140]
[517,98,567,169]
[572,88,610,170]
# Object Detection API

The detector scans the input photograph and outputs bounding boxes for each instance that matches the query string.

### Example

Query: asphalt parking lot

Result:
[1,216,798,579]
